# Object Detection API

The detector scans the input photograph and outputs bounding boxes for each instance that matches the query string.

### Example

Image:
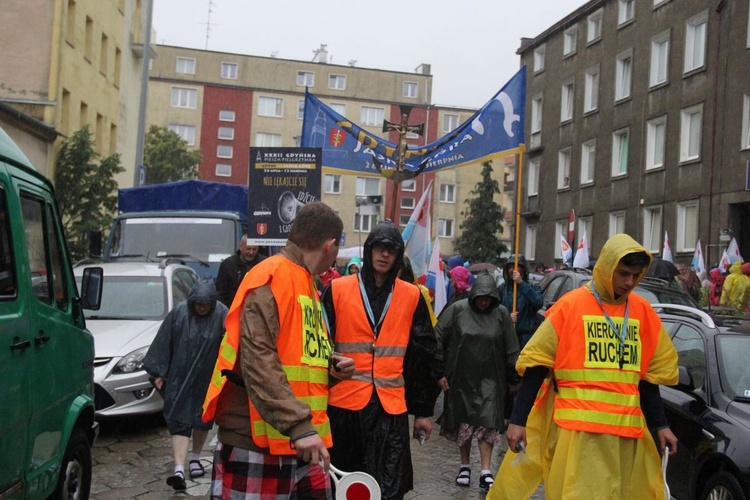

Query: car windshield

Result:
[76,276,167,320]
[634,285,697,308]
[109,217,236,263]
[716,335,750,401]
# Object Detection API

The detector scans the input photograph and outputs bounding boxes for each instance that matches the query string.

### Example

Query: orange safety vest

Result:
[328,275,420,414]
[548,287,662,438]
[202,255,333,454]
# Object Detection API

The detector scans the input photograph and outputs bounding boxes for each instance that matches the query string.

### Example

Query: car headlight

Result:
[114,346,149,374]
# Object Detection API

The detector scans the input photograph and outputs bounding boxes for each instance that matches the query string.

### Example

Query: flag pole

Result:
[512,145,526,314]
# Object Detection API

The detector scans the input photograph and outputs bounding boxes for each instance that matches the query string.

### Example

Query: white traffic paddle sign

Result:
[329,464,381,500]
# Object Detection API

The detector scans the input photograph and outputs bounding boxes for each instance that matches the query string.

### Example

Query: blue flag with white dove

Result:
[301,66,526,175]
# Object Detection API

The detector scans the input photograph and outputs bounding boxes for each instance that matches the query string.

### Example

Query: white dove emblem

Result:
[497,92,520,137]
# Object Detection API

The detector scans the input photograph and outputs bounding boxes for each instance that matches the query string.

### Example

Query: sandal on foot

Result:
[167,471,187,491]
[189,459,205,478]
[455,467,471,486]
[479,473,494,490]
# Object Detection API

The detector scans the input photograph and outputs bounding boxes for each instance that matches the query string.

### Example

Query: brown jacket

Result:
[214,242,318,452]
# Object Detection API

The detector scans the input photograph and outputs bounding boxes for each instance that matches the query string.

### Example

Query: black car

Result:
[655,304,750,500]
[537,267,699,312]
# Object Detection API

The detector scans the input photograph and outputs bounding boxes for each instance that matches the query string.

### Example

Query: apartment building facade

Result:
[147,44,513,256]
[0,0,146,186]
[517,0,750,268]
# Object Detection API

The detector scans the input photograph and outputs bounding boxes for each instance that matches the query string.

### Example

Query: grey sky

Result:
[152,0,589,109]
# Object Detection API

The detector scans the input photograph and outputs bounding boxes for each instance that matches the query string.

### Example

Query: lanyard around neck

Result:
[591,284,630,369]
[358,273,393,336]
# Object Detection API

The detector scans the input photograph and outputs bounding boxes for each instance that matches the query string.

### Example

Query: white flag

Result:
[691,240,706,274]
[560,235,573,266]
[402,181,433,277]
[425,237,447,316]
[572,229,589,269]
[727,237,743,263]
[662,231,673,263]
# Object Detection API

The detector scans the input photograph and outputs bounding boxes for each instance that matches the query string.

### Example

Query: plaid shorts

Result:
[211,442,332,499]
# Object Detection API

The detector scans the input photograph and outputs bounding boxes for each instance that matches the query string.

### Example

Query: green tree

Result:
[143,125,201,184]
[54,125,124,260]
[453,161,508,264]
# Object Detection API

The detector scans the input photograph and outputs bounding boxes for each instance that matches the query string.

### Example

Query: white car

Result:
[74,260,199,417]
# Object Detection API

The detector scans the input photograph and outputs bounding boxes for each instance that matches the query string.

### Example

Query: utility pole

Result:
[134,0,154,186]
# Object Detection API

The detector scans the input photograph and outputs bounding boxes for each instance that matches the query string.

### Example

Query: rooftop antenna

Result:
[348,59,357,67]
[203,0,216,50]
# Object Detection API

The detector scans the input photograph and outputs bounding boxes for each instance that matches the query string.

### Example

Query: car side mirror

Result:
[80,267,103,310]
[675,365,695,391]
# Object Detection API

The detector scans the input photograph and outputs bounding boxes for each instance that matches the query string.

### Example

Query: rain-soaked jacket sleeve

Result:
[404,294,441,417]
[641,324,679,386]
[142,305,181,381]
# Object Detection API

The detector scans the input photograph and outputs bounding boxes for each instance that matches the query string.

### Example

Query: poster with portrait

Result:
[247,147,322,246]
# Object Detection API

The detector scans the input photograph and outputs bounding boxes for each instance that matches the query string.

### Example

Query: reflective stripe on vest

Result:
[328,275,420,413]
[548,288,662,438]
[201,254,332,454]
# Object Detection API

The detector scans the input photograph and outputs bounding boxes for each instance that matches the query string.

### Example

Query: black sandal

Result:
[479,473,494,490]
[189,459,205,478]
[455,467,471,486]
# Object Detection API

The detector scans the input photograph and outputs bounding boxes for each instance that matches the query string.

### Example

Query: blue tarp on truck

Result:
[118,179,248,216]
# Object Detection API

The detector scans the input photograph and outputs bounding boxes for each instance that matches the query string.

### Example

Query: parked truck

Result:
[102,180,249,278]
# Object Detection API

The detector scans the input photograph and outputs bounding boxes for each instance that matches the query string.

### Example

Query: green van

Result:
[0,126,102,499]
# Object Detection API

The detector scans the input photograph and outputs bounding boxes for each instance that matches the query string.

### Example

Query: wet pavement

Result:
[91,395,543,499]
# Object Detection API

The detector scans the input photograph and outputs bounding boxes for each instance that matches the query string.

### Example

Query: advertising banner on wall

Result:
[247,147,321,246]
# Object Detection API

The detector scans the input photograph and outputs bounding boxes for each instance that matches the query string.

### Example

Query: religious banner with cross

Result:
[300,66,526,179]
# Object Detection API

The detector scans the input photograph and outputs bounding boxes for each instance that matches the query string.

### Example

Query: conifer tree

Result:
[453,161,508,264]
[54,125,123,260]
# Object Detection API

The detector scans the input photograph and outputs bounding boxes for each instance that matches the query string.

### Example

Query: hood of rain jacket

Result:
[468,272,501,313]
[590,233,652,305]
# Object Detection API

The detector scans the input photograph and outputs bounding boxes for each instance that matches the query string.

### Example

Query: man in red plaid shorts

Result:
[202,202,354,499]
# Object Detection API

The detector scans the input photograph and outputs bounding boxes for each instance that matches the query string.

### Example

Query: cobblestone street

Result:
[91,395,543,499]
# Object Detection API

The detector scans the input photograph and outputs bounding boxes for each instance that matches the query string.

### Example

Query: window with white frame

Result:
[324,174,341,194]
[402,179,416,192]
[531,95,543,147]
[525,224,537,260]
[611,128,629,177]
[615,50,633,101]
[399,215,410,228]
[217,145,233,158]
[297,71,314,87]
[642,206,663,253]
[742,94,750,149]
[403,81,418,98]
[356,177,380,196]
[680,104,703,162]
[255,132,282,147]
[561,81,574,122]
[354,213,378,233]
[443,114,459,133]
[168,124,196,146]
[677,200,699,252]
[218,126,234,140]
[258,97,283,117]
[618,0,635,25]
[581,139,596,185]
[216,163,232,177]
[558,148,571,189]
[650,31,670,87]
[555,221,566,259]
[221,62,238,79]
[584,66,599,113]
[579,217,593,251]
[175,57,195,74]
[361,106,384,127]
[219,109,235,122]
[684,11,707,73]
[654,0,669,7]
[564,26,578,56]
[399,197,414,209]
[438,218,454,238]
[609,211,626,238]
[297,99,305,120]
[170,87,197,108]
[534,44,545,73]
[439,183,456,203]
[587,9,602,43]
[646,115,667,170]
[330,103,346,116]
[329,74,346,90]
[527,158,540,196]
